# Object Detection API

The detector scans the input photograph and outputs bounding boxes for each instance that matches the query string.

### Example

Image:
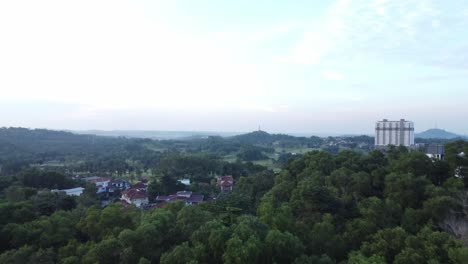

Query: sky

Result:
[1,0,468,135]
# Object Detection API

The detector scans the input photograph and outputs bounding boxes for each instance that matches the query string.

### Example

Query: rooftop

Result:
[156,193,204,203]
[132,182,147,189]
[122,188,147,200]
[84,177,111,183]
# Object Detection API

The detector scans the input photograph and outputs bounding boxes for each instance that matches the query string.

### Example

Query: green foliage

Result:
[20,169,77,189]
[223,235,263,264]
[77,203,137,241]
[264,230,304,263]
[0,201,36,225]
[360,227,409,262]
[82,238,122,264]
[449,247,468,263]
[348,252,386,264]
[160,242,196,264]
[176,206,213,238]
[384,173,430,208]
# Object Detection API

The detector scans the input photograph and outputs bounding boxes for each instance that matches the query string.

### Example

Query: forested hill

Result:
[0,127,156,175]
[0,127,147,158]
[232,130,323,146]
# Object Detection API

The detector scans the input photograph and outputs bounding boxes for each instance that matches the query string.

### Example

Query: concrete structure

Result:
[375,119,414,147]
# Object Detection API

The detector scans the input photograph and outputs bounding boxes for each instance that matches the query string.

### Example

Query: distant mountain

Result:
[416,129,463,139]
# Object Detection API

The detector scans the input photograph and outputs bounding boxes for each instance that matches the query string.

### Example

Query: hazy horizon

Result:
[1,0,468,134]
[3,126,465,140]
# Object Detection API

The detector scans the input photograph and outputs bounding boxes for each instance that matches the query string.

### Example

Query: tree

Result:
[82,238,122,264]
[348,252,386,264]
[223,235,263,264]
[359,227,408,263]
[148,173,185,198]
[190,220,230,264]
[176,206,212,239]
[384,173,430,208]
[265,230,304,263]
[449,247,468,263]
[160,242,195,264]
[389,151,433,177]
[77,204,136,241]
[290,180,340,218]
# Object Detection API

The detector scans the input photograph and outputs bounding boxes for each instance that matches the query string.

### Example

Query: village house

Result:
[110,178,131,191]
[132,181,148,192]
[217,175,234,192]
[121,188,149,208]
[83,176,111,194]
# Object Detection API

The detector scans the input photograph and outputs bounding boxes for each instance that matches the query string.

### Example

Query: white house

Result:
[52,187,85,196]
[121,188,149,208]
[83,177,111,194]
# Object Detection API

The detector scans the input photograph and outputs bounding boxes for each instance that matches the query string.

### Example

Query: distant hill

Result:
[231,130,320,145]
[0,127,141,162]
[416,129,463,139]
[232,130,277,144]
[71,130,241,140]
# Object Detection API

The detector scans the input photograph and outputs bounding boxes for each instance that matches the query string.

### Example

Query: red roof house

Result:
[217,176,234,192]
[121,188,148,208]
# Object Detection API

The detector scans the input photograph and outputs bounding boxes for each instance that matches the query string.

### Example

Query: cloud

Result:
[278,0,468,69]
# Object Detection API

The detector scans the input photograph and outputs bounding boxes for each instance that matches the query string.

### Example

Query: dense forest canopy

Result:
[0,128,467,263]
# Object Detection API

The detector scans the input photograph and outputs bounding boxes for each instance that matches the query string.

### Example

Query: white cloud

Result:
[278,0,468,68]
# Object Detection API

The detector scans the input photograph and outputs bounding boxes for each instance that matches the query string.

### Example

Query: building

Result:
[425,144,445,160]
[375,119,414,147]
[52,187,85,196]
[110,178,131,191]
[155,191,204,206]
[217,176,234,192]
[178,179,191,186]
[121,188,149,208]
[83,177,111,194]
[132,182,148,192]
